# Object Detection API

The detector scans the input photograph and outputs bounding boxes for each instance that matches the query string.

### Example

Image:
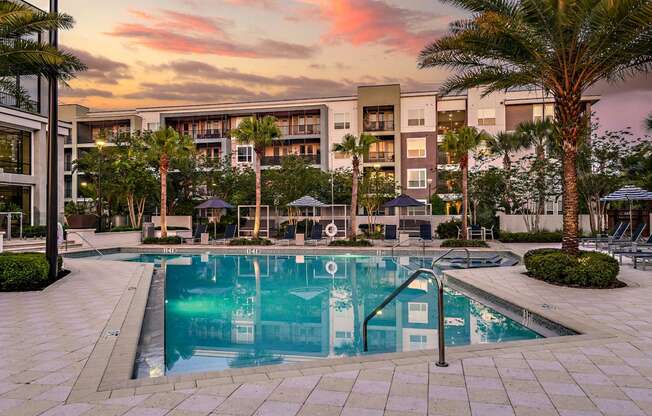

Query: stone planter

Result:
[66,214,97,229]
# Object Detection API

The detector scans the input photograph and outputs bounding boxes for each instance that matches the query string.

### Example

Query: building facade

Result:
[61,84,599,213]
[0,1,71,228]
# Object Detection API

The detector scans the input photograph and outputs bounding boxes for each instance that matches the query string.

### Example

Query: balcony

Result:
[261,154,320,166]
[182,129,228,141]
[363,120,394,132]
[366,151,395,163]
[278,124,320,136]
[0,92,38,114]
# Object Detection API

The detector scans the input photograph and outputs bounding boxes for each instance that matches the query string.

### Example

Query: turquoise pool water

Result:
[125,253,542,375]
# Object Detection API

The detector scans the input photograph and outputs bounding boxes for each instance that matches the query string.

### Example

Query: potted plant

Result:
[64,201,97,229]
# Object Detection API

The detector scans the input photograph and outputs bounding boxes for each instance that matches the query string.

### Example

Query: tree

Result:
[263,155,328,207]
[647,114,652,131]
[0,1,86,104]
[231,116,281,239]
[485,132,525,213]
[145,127,194,238]
[418,0,652,254]
[358,170,397,233]
[511,156,562,232]
[468,167,506,225]
[205,156,255,207]
[441,127,488,239]
[332,133,378,238]
[516,119,556,216]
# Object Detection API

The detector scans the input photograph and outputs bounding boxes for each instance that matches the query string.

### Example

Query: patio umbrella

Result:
[287,196,328,234]
[383,194,425,231]
[195,198,234,235]
[601,186,652,236]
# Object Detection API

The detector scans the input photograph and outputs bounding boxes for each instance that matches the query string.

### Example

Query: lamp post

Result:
[96,139,105,232]
[45,0,59,280]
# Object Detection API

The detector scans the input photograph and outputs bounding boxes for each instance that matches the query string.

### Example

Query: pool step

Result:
[2,239,83,253]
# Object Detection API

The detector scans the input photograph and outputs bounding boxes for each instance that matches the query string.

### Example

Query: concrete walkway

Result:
[1,246,652,416]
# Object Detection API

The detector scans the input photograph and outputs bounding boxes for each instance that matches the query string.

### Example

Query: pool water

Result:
[126,253,542,375]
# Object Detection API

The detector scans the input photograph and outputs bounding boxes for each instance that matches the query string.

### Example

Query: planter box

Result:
[66,215,97,229]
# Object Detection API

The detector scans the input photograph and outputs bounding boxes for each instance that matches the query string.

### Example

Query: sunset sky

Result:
[30,0,652,136]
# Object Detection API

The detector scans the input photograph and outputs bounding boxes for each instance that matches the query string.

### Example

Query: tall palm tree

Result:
[419,0,652,254]
[146,127,194,238]
[231,116,281,239]
[442,126,488,239]
[486,131,524,213]
[332,133,378,238]
[647,114,652,131]
[0,1,85,104]
[516,119,556,215]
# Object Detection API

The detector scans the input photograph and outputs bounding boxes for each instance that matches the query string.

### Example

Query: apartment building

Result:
[61,84,599,213]
[0,1,71,228]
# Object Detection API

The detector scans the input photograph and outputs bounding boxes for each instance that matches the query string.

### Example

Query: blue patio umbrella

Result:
[288,196,328,235]
[195,198,234,234]
[383,194,425,231]
[601,186,652,236]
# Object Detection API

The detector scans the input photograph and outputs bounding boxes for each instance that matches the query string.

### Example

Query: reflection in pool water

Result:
[126,253,541,375]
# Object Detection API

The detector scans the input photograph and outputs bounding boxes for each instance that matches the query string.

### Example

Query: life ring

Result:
[325,223,338,237]
[325,261,338,275]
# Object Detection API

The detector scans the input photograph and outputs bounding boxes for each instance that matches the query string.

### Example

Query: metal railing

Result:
[261,154,320,166]
[362,267,448,367]
[0,92,38,113]
[366,151,395,163]
[66,230,103,257]
[363,120,394,131]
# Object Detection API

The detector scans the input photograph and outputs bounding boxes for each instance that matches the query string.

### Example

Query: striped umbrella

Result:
[601,186,652,236]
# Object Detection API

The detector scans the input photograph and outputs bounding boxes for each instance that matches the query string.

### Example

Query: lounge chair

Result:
[306,223,324,245]
[608,223,646,253]
[383,225,398,245]
[485,225,495,240]
[183,223,207,244]
[418,224,433,245]
[277,225,296,245]
[213,224,236,245]
[581,222,627,247]
[469,225,484,240]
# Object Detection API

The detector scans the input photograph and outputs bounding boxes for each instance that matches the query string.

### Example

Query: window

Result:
[0,127,31,175]
[406,137,426,158]
[235,325,254,343]
[335,331,352,339]
[407,169,427,189]
[533,104,555,122]
[334,112,351,130]
[408,109,425,126]
[147,122,160,131]
[407,200,428,216]
[437,110,466,135]
[408,303,428,324]
[409,334,427,345]
[477,108,496,126]
[236,145,253,163]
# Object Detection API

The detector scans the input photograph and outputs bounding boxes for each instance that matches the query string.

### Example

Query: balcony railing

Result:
[181,129,228,140]
[0,160,30,175]
[0,92,38,113]
[363,120,394,131]
[278,124,321,136]
[366,151,395,163]
[261,154,320,166]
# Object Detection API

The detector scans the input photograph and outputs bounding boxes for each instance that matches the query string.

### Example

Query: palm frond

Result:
[0,1,75,39]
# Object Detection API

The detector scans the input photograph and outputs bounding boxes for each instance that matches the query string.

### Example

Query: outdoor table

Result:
[295,234,305,246]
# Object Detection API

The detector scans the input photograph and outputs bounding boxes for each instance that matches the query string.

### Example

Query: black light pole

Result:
[46,0,59,279]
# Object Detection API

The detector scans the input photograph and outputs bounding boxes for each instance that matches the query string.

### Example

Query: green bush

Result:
[437,220,461,239]
[524,249,621,288]
[329,239,373,247]
[0,253,50,291]
[154,226,189,231]
[499,231,562,243]
[109,226,140,232]
[143,236,182,245]
[441,239,489,248]
[430,194,446,215]
[22,225,47,238]
[229,238,272,246]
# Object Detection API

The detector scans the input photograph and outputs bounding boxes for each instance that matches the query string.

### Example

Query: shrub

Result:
[154,226,189,231]
[329,239,373,247]
[499,231,562,243]
[441,239,489,248]
[0,253,50,291]
[143,236,182,245]
[524,249,621,288]
[109,226,140,232]
[437,220,461,239]
[22,225,47,238]
[229,238,272,246]
[430,194,446,215]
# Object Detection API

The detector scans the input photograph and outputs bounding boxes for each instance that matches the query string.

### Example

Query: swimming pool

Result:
[119,252,547,377]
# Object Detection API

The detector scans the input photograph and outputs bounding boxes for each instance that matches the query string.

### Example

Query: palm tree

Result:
[0,1,86,104]
[146,127,194,238]
[647,114,652,131]
[418,0,652,254]
[442,127,488,239]
[485,131,524,213]
[231,116,281,239]
[332,133,378,239]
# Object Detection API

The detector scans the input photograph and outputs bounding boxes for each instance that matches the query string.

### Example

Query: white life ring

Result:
[325,223,338,237]
[325,261,338,276]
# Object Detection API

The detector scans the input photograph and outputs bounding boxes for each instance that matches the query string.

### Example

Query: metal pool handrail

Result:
[431,248,470,269]
[67,231,104,257]
[362,267,449,367]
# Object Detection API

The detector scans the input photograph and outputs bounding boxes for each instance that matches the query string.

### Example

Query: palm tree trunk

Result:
[160,155,169,239]
[351,158,359,239]
[253,154,262,239]
[557,96,583,255]
[461,155,469,240]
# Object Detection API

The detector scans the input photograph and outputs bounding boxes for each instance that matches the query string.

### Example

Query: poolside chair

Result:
[183,223,207,244]
[306,223,324,245]
[608,223,646,253]
[581,222,625,247]
[383,224,398,246]
[418,224,433,245]
[485,225,495,240]
[277,225,296,245]
[469,225,484,240]
[213,224,236,245]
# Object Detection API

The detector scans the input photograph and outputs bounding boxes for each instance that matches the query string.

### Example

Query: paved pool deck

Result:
[1,244,652,416]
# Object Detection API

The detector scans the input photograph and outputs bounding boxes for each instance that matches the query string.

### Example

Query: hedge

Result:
[499,231,562,243]
[329,239,373,247]
[143,236,182,244]
[437,220,461,239]
[0,253,64,291]
[229,238,273,246]
[22,225,48,238]
[109,226,140,232]
[441,239,489,248]
[524,248,622,288]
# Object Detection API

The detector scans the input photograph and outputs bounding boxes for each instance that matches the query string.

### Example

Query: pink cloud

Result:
[293,0,447,54]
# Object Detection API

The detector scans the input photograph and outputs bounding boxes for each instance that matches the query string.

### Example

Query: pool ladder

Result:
[362,248,471,367]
